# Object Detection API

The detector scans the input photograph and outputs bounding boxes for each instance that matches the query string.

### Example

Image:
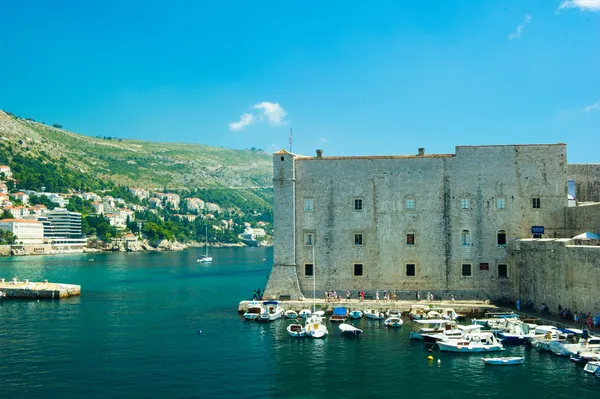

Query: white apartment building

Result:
[0,219,44,244]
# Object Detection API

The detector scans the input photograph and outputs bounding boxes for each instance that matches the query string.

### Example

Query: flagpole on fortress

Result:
[289,128,292,153]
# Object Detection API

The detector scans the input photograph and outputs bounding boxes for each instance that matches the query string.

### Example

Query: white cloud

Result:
[228,101,287,131]
[229,113,254,131]
[509,14,532,40]
[583,101,600,112]
[319,137,328,144]
[558,0,600,11]
[253,102,287,125]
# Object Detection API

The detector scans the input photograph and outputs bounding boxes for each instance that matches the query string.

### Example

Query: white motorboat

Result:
[496,318,538,345]
[482,356,525,365]
[531,326,569,352]
[422,324,482,343]
[314,310,325,317]
[339,323,362,336]
[364,309,385,320]
[558,336,600,357]
[441,308,462,320]
[305,314,328,338]
[257,300,284,322]
[437,331,504,353]
[409,319,455,340]
[584,361,600,375]
[287,323,306,337]
[472,312,519,328]
[384,316,403,328]
[243,301,264,320]
[299,309,312,319]
[386,309,402,317]
[197,226,213,263]
[284,310,298,319]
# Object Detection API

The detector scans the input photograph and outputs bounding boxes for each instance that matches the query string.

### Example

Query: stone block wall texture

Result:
[513,239,600,313]
[265,144,571,300]
[566,203,600,237]
[568,164,600,203]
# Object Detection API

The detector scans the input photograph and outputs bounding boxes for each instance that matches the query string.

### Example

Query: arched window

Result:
[497,230,507,246]
[461,230,471,246]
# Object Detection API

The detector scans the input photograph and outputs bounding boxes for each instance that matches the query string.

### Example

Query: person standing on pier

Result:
[516,298,521,311]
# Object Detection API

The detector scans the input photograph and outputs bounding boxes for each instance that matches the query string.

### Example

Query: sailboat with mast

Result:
[304,245,328,338]
[197,225,213,263]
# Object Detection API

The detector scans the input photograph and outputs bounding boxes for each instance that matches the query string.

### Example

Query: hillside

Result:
[0,110,272,191]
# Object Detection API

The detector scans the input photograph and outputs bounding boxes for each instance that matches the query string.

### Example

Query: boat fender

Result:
[198,330,203,334]
[437,359,441,364]
[427,356,433,360]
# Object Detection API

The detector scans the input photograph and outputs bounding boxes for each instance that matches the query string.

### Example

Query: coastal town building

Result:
[92,201,104,215]
[186,198,205,212]
[11,192,29,205]
[37,192,69,207]
[0,165,13,180]
[264,144,600,312]
[129,187,150,201]
[0,182,8,194]
[205,202,221,213]
[45,208,82,238]
[0,219,44,244]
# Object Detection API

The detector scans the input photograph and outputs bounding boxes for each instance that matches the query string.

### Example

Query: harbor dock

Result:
[238,299,498,317]
[0,279,81,299]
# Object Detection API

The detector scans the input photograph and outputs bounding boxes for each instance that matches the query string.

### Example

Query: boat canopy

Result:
[333,307,348,315]
[414,319,449,324]
[263,300,279,305]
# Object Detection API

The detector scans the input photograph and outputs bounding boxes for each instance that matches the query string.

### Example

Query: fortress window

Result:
[353,263,364,276]
[354,233,363,246]
[462,264,472,277]
[406,233,415,246]
[460,199,469,209]
[460,230,471,246]
[405,198,415,210]
[406,264,416,276]
[497,230,507,246]
[304,233,314,246]
[304,198,314,211]
[497,198,505,209]
[498,264,508,278]
[304,263,314,277]
[354,198,363,211]
[280,156,284,161]
[532,197,540,209]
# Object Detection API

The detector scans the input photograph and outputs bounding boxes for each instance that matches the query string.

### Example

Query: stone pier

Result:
[0,280,81,299]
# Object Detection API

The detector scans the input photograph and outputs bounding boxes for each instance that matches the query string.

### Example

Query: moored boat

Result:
[305,314,328,338]
[409,319,455,340]
[299,309,312,319]
[437,331,504,353]
[364,309,384,320]
[284,310,298,319]
[243,301,264,320]
[287,323,306,338]
[257,300,284,322]
[481,356,525,365]
[584,361,600,375]
[349,310,363,319]
[384,316,403,328]
[386,309,402,317]
[339,323,362,337]
[330,307,349,323]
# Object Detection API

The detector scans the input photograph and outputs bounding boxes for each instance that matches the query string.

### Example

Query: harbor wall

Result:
[568,164,600,203]
[513,239,600,313]
[565,202,600,237]
[266,144,568,300]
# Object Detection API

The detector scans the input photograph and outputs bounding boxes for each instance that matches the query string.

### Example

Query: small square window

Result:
[353,263,363,276]
[304,233,314,246]
[304,263,314,277]
[405,199,415,210]
[406,233,415,246]
[354,233,363,246]
[497,231,507,246]
[497,198,505,209]
[498,264,508,278]
[280,156,284,161]
[406,264,416,276]
[462,264,472,277]
[461,199,469,209]
[461,230,471,246]
[532,197,540,209]
[354,198,363,212]
[304,198,314,211]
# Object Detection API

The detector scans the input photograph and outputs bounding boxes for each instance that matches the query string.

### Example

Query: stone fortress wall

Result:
[265,144,600,312]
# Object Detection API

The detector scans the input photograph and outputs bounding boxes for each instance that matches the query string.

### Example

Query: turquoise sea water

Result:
[0,248,597,398]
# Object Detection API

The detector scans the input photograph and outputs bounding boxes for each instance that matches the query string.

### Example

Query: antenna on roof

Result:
[289,128,293,153]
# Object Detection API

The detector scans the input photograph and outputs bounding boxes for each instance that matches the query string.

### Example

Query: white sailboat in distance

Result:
[197,225,213,263]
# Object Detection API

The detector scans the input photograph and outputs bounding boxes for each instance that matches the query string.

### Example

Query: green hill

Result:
[0,110,273,192]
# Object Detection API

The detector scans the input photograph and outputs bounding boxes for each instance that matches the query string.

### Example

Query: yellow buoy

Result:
[427,355,434,360]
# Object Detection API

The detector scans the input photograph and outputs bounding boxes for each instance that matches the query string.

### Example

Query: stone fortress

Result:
[264,144,600,313]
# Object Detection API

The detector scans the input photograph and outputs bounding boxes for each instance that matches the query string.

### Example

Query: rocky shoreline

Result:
[85,239,272,254]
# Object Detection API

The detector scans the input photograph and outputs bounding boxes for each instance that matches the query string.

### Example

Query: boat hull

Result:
[482,357,525,365]
[438,344,504,353]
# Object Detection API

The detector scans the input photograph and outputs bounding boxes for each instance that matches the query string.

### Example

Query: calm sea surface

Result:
[0,248,597,398]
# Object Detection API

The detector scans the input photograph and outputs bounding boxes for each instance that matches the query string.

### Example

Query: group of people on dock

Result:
[560,306,600,330]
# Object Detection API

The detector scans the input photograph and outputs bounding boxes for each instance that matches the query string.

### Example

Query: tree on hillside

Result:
[29,195,57,210]
[0,230,15,245]
[52,123,63,129]
[1,210,14,219]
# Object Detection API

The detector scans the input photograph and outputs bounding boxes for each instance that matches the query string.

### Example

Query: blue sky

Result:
[1,0,599,162]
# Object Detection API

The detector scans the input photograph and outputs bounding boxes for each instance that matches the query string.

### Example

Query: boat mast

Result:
[205,225,209,257]
[312,244,316,313]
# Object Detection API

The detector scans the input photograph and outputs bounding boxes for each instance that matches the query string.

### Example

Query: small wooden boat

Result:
[584,361,600,375]
[284,310,298,319]
[364,309,384,320]
[287,323,306,338]
[330,307,349,323]
[386,309,402,317]
[349,310,363,319]
[339,323,362,337]
[482,356,525,365]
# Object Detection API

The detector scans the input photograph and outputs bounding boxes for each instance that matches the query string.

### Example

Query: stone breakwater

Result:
[0,280,81,299]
